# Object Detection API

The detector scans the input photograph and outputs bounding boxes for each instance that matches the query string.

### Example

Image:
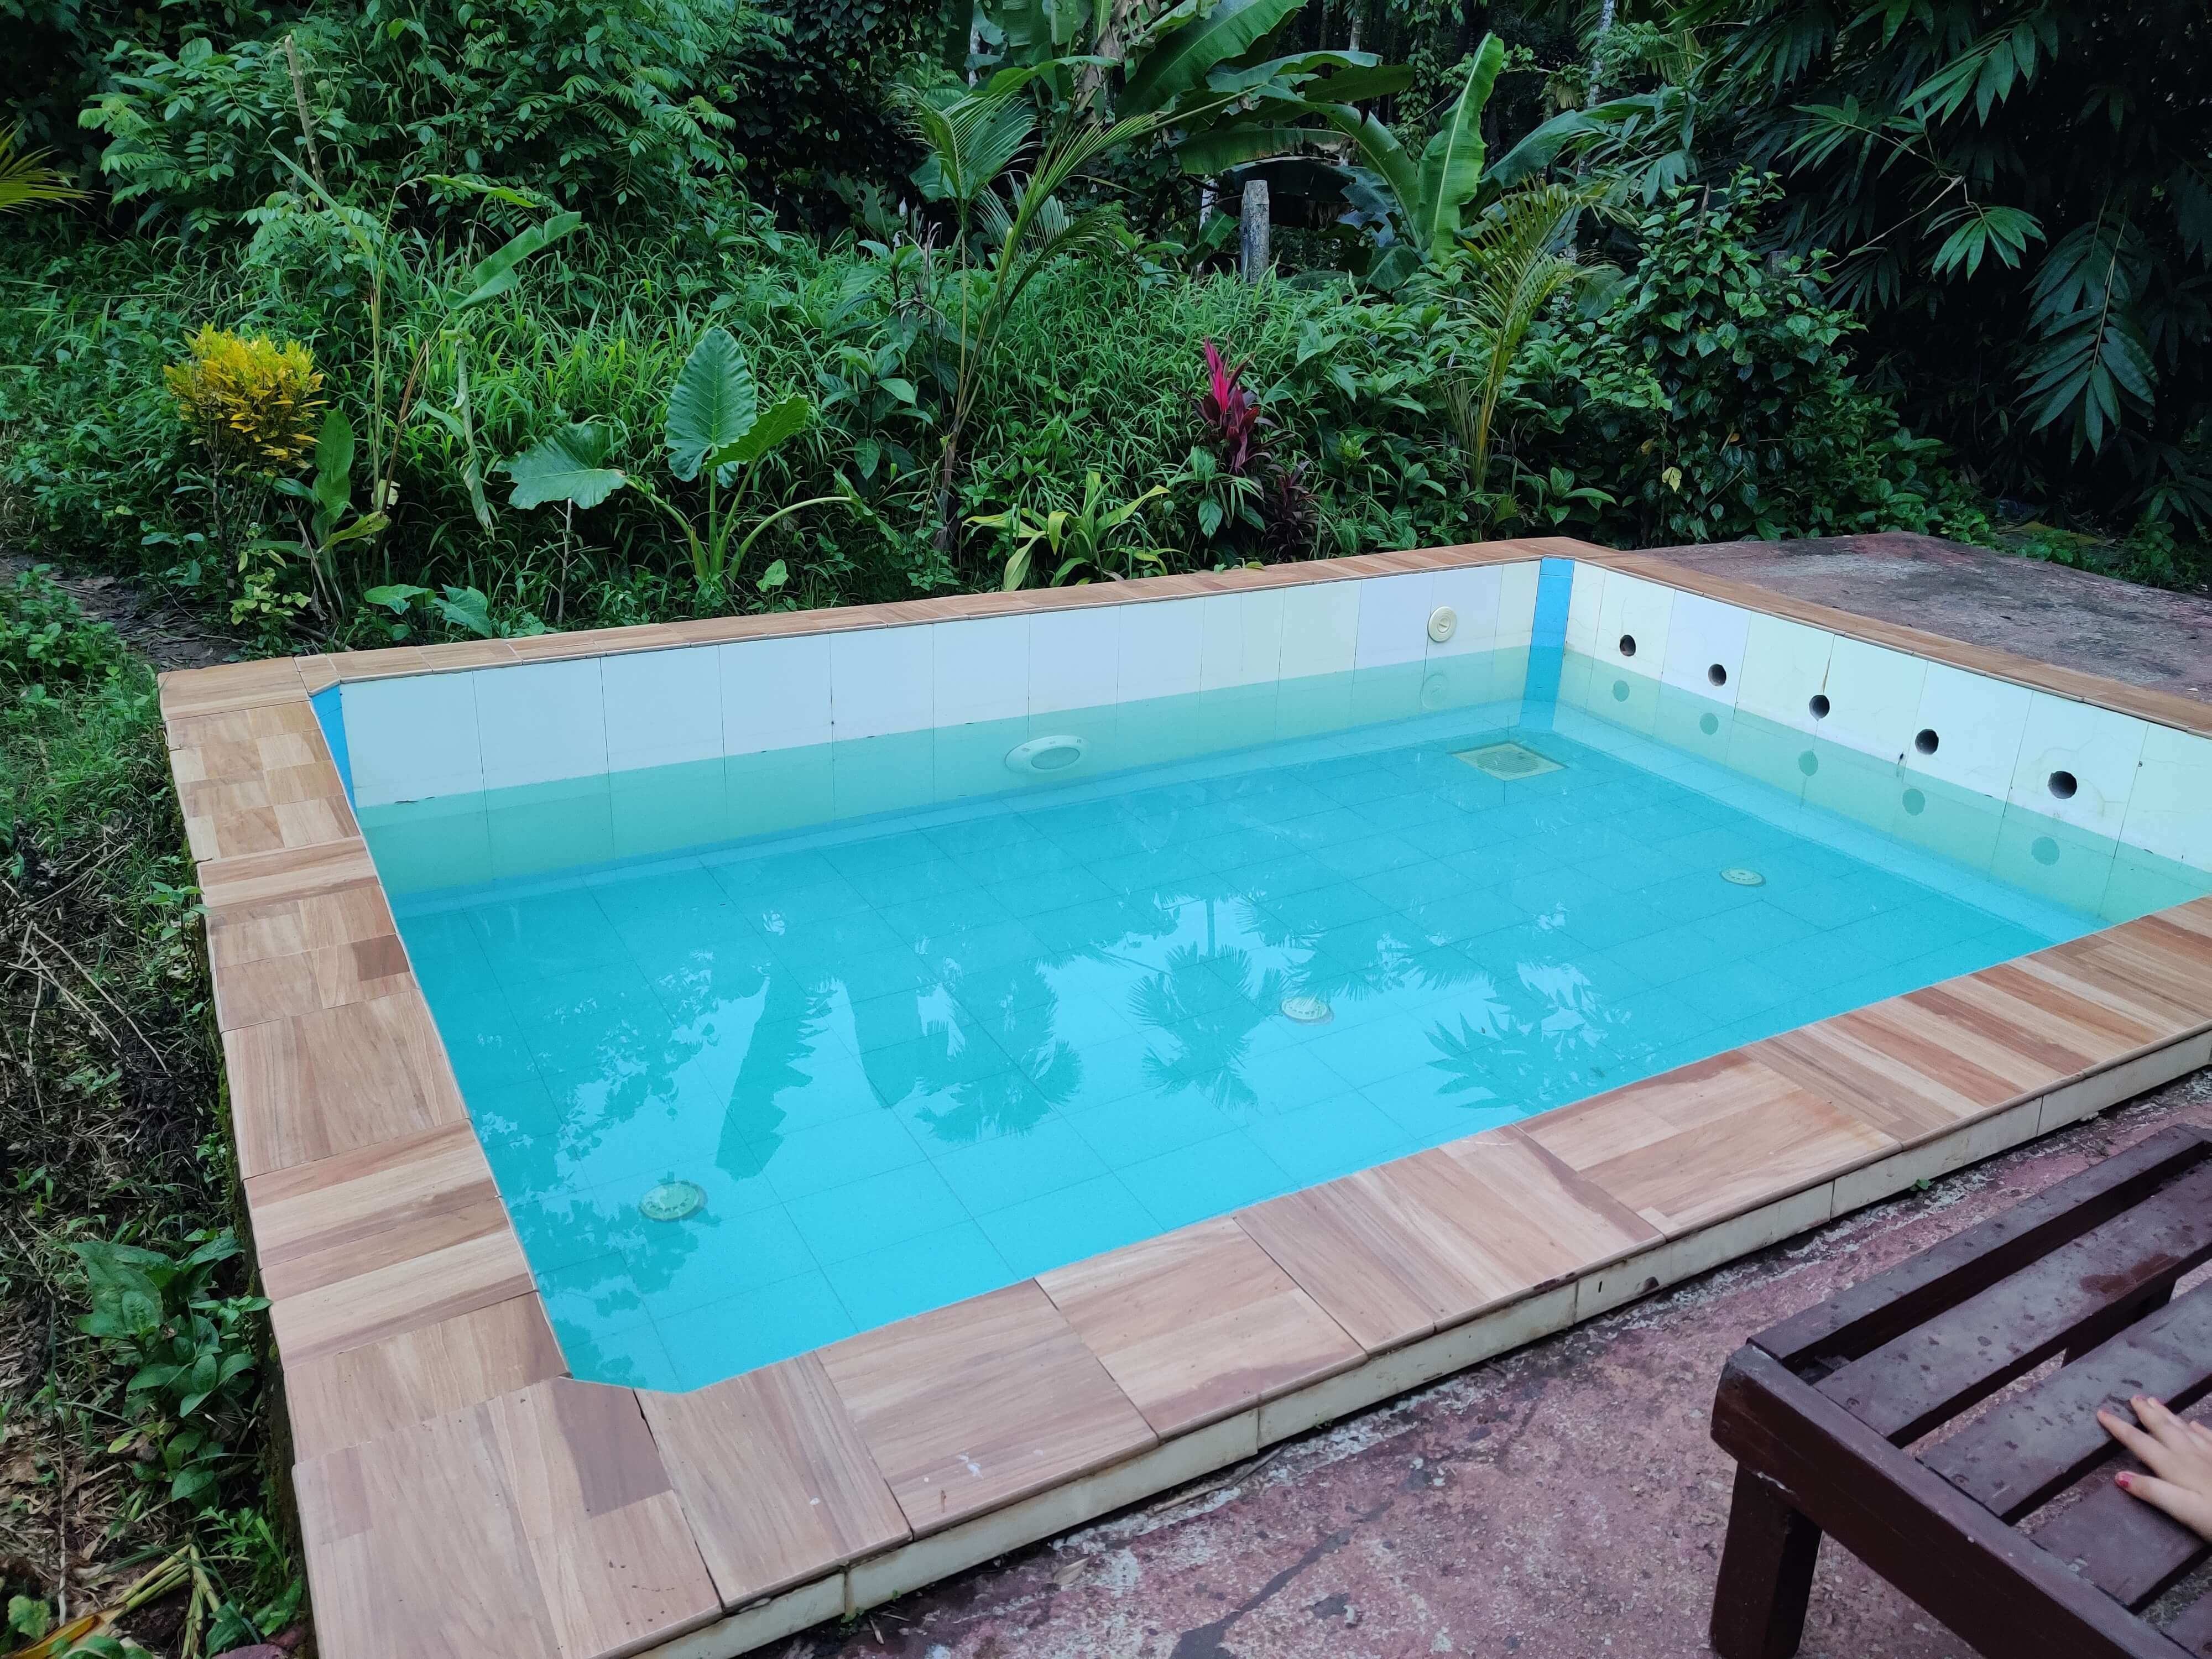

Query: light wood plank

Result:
[213,931,412,1031]
[1036,1217,1364,1437]
[1522,1051,1895,1235]
[296,1378,717,1659]
[207,882,396,968]
[284,1294,565,1462]
[818,1280,1155,1533]
[246,1121,509,1300]
[296,654,340,694]
[639,1353,909,1607]
[1238,1132,1662,1353]
[269,1227,533,1363]
[224,985,468,1177]
[158,656,306,721]
[1749,985,2073,1145]
[198,838,379,910]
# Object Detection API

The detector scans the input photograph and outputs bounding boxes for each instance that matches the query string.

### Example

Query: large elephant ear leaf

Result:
[1412,34,1505,262]
[728,394,811,466]
[503,422,628,510]
[665,326,758,482]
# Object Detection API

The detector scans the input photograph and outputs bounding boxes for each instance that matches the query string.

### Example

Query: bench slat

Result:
[1817,1161,2212,1442]
[1752,1126,2212,1374]
[1923,1282,2212,1518]
[2030,1478,2207,1610]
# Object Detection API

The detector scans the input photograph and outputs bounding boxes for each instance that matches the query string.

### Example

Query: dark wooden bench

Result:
[1709,1123,2212,1659]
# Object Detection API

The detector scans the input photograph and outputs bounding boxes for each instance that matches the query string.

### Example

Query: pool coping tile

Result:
[1036,1217,1365,1438]
[159,538,2212,1659]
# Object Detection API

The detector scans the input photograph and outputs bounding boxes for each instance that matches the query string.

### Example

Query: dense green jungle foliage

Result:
[3,0,2204,655]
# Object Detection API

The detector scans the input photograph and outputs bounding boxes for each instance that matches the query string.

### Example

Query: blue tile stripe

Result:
[311,685,356,805]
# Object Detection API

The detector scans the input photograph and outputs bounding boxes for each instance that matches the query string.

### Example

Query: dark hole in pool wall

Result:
[1618,634,1637,658]
[1708,663,1728,687]
[1808,693,1831,720]
[2049,769,2079,800]
[1915,728,1939,755]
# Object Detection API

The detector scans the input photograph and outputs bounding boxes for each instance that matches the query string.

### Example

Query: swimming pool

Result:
[333,561,2212,1392]
[175,540,2212,1659]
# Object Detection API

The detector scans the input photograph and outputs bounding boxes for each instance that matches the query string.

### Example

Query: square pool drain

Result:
[1455,740,1563,780]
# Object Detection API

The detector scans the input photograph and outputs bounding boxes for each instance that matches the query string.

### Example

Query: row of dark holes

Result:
[1616,632,2080,800]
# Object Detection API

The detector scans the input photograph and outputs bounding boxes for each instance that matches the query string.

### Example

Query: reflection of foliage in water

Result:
[1131,944,1284,1110]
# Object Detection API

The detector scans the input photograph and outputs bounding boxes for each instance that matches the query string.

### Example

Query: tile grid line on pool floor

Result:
[160,539,2212,1659]
[405,712,2068,1390]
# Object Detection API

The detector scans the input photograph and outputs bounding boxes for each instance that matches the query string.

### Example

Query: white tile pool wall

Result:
[334,555,2212,886]
[1563,564,2212,880]
[337,564,1541,808]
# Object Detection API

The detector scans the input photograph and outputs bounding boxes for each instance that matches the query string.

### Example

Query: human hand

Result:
[2098,1395,2212,1541]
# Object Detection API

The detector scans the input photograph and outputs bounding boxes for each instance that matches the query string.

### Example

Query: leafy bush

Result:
[1,567,128,692]
[1515,174,1978,545]
[81,0,766,232]
[72,1233,268,1510]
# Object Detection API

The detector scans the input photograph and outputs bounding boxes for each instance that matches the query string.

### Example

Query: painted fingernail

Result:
[2118,1473,2133,1489]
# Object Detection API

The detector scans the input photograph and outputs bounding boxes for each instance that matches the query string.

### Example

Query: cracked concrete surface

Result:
[786,539,2211,1659]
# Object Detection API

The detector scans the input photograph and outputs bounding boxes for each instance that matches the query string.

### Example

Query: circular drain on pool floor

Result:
[639,1179,706,1222]
[1719,867,1766,887]
[1280,994,1334,1024]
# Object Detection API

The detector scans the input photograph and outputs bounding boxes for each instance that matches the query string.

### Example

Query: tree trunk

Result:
[1239,181,1271,284]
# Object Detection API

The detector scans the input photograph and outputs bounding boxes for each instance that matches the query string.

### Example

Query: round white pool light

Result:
[1427,606,1459,644]
[1005,734,1088,774]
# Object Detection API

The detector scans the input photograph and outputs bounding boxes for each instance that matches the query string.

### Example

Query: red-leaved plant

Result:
[1195,340,1318,557]
[1196,340,1267,477]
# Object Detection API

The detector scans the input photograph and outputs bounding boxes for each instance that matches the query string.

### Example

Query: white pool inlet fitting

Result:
[1427,605,1458,644]
[639,1178,707,1222]
[1720,867,1767,887]
[1280,994,1334,1024]
[1005,734,1088,774]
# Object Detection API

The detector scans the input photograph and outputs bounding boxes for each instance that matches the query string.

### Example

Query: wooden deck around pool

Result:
[161,537,2212,1659]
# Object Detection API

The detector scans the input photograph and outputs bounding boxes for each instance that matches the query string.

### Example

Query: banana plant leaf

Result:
[1410,35,1505,262]
[1119,0,1303,114]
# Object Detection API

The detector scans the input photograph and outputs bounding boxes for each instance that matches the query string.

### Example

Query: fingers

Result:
[2101,1406,2174,1475]
[2116,1468,2194,1521]
[2115,1468,2212,1541]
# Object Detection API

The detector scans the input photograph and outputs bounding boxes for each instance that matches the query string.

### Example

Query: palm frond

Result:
[0,125,88,215]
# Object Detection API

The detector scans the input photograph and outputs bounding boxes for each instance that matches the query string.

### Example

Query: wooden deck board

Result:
[283,1294,565,1463]
[157,656,307,722]
[197,838,380,911]
[295,1378,718,1659]
[224,987,469,1178]
[1749,988,2069,1146]
[1037,1217,1364,1438]
[245,1121,510,1302]
[1238,1131,1662,1354]
[1521,1052,1896,1235]
[640,1354,909,1608]
[818,1281,1156,1533]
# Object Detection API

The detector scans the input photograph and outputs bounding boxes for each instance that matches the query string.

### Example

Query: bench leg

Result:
[1710,1465,1822,1659]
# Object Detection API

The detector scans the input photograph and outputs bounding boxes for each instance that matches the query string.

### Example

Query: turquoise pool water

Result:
[367,653,2204,1391]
